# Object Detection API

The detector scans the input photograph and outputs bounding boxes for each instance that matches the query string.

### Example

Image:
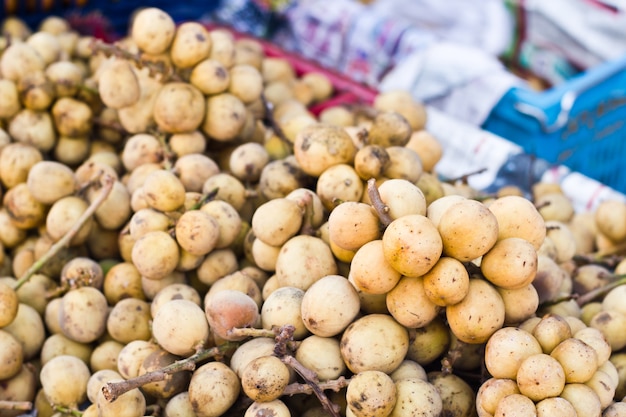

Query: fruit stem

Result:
[189,188,220,210]
[152,130,175,171]
[282,376,351,396]
[273,325,341,417]
[0,401,32,411]
[534,200,551,211]
[53,405,82,417]
[13,173,115,291]
[260,93,291,145]
[228,327,277,339]
[444,167,488,185]
[590,241,626,260]
[71,83,100,102]
[367,178,393,228]
[282,356,341,417]
[354,127,369,149]
[575,274,626,306]
[441,339,468,375]
[102,342,237,402]
[145,404,162,417]
[573,254,623,270]
[348,103,380,120]
[92,116,127,134]
[296,190,317,236]
[90,40,181,82]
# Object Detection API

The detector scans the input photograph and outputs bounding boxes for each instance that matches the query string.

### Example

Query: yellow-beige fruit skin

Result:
[550,337,598,383]
[427,371,476,417]
[202,93,247,142]
[293,123,356,177]
[40,355,90,408]
[130,8,176,55]
[340,314,409,374]
[595,199,626,242]
[346,370,397,417]
[241,355,290,402]
[382,214,443,278]
[349,239,402,295]
[535,397,577,417]
[488,195,547,250]
[295,335,346,381]
[59,287,108,344]
[301,274,361,337]
[422,256,470,307]
[170,22,212,69]
[436,199,499,262]
[389,378,442,417]
[476,378,520,417]
[98,59,140,109]
[0,329,23,380]
[516,353,566,402]
[480,237,538,290]
[153,82,206,134]
[0,282,18,327]
[188,362,240,417]
[445,278,505,344]
[494,393,536,417]
[152,299,209,357]
[386,275,441,329]
[244,400,291,417]
[485,327,542,382]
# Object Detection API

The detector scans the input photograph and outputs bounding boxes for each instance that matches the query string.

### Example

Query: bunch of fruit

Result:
[1,6,626,417]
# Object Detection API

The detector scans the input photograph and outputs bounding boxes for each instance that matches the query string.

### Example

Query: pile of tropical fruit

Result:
[1,7,626,417]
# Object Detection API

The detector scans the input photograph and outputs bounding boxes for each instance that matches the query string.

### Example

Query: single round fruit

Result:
[422,256,470,307]
[484,327,542,380]
[437,198,499,262]
[188,361,240,417]
[550,337,598,383]
[131,7,176,54]
[445,278,505,344]
[382,214,442,277]
[340,314,409,374]
[295,335,346,381]
[346,370,397,417]
[152,299,210,356]
[516,353,566,401]
[300,274,360,337]
[480,237,538,290]
[293,123,356,177]
[131,231,180,281]
[205,290,259,341]
[40,355,90,407]
[241,355,290,402]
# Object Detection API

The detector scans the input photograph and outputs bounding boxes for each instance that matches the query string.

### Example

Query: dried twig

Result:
[367,178,393,228]
[573,254,624,270]
[92,116,127,134]
[261,93,291,145]
[441,339,467,375]
[282,376,351,396]
[90,40,181,81]
[444,168,488,185]
[14,173,115,291]
[575,274,626,307]
[293,190,317,236]
[273,325,341,417]
[103,343,235,402]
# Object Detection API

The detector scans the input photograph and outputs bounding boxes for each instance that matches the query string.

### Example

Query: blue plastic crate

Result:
[1,1,222,38]
[483,54,626,194]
